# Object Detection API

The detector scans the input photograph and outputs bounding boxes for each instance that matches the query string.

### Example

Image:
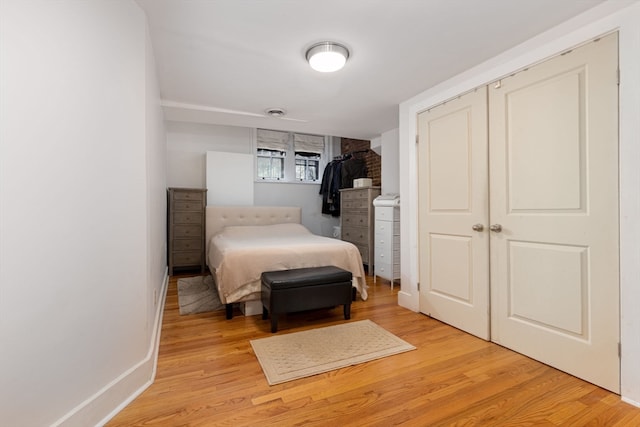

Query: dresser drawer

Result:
[172,251,202,266]
[341,189,369,200]
[174,200,203,211]
[342,198,370,210]
[173,212,203,225]
[375,246,401,264]
[375,262,400,280]
[342,213,368,228]
[375,220,400,235]
[375,206,399,222]
[173,224,202,238]
[172,238,202,252]
[173,191,204,202]
[341,227,368,246]
[375,225,394,246]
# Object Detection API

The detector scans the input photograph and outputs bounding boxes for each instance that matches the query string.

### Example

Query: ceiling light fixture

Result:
[306,41,349,73]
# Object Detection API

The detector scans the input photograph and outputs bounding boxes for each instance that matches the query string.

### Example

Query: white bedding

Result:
[207,223,368,304]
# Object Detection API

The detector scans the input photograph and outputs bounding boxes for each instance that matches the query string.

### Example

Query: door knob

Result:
[472,224,484,232]
[490,224,502,232]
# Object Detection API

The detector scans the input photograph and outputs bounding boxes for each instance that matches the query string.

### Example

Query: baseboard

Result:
[622,395,640,408]
[52,269,170,427]
[398,290,419,312]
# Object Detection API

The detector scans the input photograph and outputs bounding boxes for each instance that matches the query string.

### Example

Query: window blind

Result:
[294,133,325,154]
[257,129,289,151]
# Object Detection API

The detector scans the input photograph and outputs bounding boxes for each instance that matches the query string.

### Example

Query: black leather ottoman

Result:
[261,266,353,333]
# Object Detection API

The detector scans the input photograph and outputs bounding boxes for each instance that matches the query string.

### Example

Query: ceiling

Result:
[136,0,607,140]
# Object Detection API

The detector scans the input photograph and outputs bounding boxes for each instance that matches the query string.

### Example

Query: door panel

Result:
[508,241,588,336]
[428,111,472,211]
[418,88,490,340]
[430,234,472,302]
[507,69,585,211]
[489,33,619,392]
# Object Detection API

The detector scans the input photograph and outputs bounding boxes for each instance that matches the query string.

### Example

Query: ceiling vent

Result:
[265,108,286,118]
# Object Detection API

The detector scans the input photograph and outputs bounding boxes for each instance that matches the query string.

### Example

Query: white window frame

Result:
[294,152,321,181]
[253,129,330,184]
[256,148,286,180]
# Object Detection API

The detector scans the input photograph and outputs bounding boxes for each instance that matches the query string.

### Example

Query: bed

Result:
[205,206,368,307]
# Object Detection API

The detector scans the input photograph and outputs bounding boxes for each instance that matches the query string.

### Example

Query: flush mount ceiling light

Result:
[305,41,350,73]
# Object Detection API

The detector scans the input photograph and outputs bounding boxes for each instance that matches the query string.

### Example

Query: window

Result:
[257,149,285,180]
[295,152,320,181]
[256,129,290,181]
[293,133,324,182]
[256,129,327,183]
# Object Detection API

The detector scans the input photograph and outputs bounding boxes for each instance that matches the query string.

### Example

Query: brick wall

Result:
[341,138,381,187]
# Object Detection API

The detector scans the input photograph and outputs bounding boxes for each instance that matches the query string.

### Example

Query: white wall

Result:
[206,151,254,205]
[380,128,400,195]
[0,1,167,425]
[143,2,169,411]
[398,1,640,406]
[167,121,252,188]
[166,121,340,236]
[254,182,337,236]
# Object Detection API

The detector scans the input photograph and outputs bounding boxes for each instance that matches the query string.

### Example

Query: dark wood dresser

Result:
[167,187,207,275]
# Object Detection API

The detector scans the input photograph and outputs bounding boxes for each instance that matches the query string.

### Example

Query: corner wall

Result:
[380,128,400,195]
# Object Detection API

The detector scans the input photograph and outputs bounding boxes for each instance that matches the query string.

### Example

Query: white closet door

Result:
[489,33,619,392]
[417,88,490,340]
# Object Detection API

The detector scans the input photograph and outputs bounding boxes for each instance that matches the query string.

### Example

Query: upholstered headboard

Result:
[205,205,302,249]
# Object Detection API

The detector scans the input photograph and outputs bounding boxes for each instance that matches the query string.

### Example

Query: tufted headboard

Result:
[205,205,302,249]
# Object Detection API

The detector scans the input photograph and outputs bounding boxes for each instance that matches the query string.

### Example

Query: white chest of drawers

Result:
[374,205,400,288]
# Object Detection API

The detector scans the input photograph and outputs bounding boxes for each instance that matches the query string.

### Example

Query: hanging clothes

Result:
[320,151,370,216]
[319,159,343,216]
[341,157,368,188]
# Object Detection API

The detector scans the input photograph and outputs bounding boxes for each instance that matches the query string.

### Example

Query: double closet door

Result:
[417,33,620,392]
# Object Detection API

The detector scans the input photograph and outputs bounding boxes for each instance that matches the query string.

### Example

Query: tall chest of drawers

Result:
[339,187,381,270]
[374,205,401,288]
[167,188,207,276]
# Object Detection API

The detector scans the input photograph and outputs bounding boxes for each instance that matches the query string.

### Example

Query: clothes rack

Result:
[333,149,370,161]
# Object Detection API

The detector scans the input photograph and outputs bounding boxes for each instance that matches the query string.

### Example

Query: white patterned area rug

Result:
[177,275,224,315]
[250,320,416,385]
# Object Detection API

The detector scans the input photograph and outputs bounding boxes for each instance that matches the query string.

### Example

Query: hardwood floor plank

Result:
[106,274,640,426]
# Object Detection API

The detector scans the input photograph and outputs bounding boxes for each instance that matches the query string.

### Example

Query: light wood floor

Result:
[107,273,640,426]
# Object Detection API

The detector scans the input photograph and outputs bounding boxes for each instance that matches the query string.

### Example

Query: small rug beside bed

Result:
[177,275,224,315]
[250,320,416,385]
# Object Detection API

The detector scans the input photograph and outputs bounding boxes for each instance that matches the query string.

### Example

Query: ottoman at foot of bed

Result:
[260,266,353,333]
